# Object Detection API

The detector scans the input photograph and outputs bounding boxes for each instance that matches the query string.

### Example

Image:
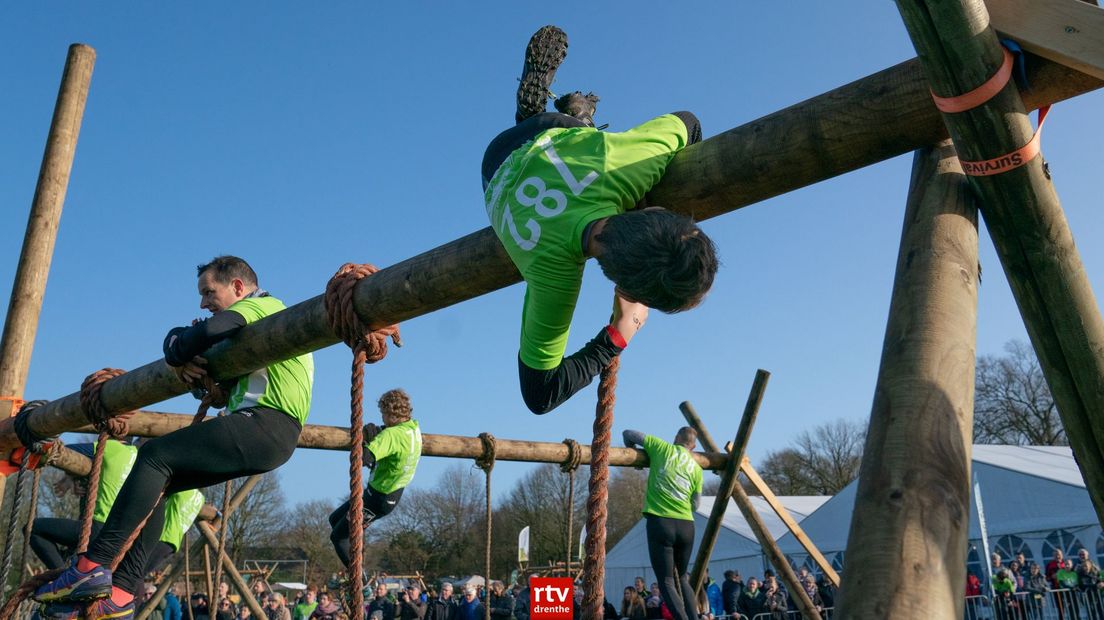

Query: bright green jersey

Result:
[641,434,702,521]
[367,419,422,494]
[93,440,138,523]
[1056,568,1078,589]
[225,295,314,425]
[160,489,204,551]
[485,114,690,369]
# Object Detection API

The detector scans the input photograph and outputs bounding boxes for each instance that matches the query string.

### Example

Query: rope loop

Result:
[476,432,497,473]
[13,400,52,451]
[560,438,581,473]
[325,262,402,362]
[79,368,133,438]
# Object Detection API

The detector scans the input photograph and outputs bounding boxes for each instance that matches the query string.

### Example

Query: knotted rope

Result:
[17,440,63,586]
[560,438,581,574]
[325,262,402,620]
[0,401,56,601]
[77,369,133,553]
[476,433,496,620]
[582,357,618,620]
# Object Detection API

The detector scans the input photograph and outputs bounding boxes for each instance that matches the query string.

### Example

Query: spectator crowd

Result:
[967,548,1104,620]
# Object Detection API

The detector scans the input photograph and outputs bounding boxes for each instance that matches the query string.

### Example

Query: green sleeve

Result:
[367,427,398,460]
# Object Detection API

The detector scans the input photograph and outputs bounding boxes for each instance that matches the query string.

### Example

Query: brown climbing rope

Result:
[212,472,233,602]
[17,441,63,585]
[183,530,194,620]
[560,439,581,574]
[324,262,402,620]
[582,357,618,620]
[475,433,496,620]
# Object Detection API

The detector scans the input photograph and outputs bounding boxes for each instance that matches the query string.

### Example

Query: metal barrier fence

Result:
[966,589,1104,620]
[749,608,834,620]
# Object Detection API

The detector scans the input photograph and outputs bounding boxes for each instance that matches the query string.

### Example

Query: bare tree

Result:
[757,418,865,495]
[605,467,648,549]
[974,340,1066,446]
[272,498,343,585]
[204,471,286,562]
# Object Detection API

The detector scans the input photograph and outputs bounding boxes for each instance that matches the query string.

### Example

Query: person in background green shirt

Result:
[292,589,318,620]
[623,427,703,620]
[329,389,422,568]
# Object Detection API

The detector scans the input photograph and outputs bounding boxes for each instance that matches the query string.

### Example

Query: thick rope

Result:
[325,262,402,620]
[212,432,233,595]
[0,463,32,600]
[582,357,618,620]
[16,441,61,590]
[560,439,581,575]
[476,433,496,620]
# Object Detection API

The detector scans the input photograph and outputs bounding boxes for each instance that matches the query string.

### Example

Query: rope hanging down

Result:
[476,433,496,620]
[325,262,402,620]
[582,357,619,620]
[560,439,581,574]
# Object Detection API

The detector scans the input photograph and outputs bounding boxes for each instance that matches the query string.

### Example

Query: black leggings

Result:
[86,408,301,595]
[645,515,698,620]
[30,519,103,570]
[328,485,404,567]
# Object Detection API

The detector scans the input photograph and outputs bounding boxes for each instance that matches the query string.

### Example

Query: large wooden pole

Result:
[687,371,769,594]
[195,521,266,620]
[837,140,979,619]
[0,44,95,398]
[1,52,1096,452]
[680,397,819,620]
[896,0,1104,528]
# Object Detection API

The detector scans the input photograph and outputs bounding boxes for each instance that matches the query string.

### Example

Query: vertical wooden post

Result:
[195,521,266,620]
[0,43,94,505]
[894,0,1104,524]
[685,371,769,594]
[0,44,95,397]
[837,140,979,619]
[680,393,820,620]
[203,545,214,604]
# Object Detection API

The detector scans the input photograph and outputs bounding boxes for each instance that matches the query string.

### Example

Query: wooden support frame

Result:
[680,395,820,620]
[1,49,1097,454]
[687,371,769,594]
[987,0,1104,80]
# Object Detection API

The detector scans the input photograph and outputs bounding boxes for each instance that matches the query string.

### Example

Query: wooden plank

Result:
[739,458,840,588]
[987,0,1104,80]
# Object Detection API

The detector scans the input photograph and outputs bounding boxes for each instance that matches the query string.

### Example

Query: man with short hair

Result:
[368,584,396,620]
[721,570,743,617]
[623,427,703,620]
[398,585,427,620]
[455,588,482,620]
[426,583,456,620]
[487,582,512,620]
[511,576,532,620]
[484,26,718,416]
[292,590,317,620]
[33,256,314,620]
[329,388,422,568]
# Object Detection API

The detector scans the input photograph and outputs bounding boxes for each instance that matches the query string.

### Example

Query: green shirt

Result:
[641,434,702,521]
[226,295,315,425]
[93,440,138,523]
[160,489,205,551]
[1057,568,1078,589]
[367,419,423,494]
[293,602,317,620]
[485,114,691,369]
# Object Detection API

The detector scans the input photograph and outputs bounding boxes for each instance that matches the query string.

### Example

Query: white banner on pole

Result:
[974,474,994,592]
[579,526,586,561]
[518,526,530,563]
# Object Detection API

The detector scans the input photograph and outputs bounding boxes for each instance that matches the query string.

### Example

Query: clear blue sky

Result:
[3,3,1103,510]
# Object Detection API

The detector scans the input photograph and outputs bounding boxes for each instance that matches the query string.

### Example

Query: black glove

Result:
[364,423,383,444]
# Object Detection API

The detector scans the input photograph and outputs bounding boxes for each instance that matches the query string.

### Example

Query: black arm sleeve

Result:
[163,311,247,366]
[364,448,377,470]
[517,326,624,415]
[669,111,702,145]
[622,430,646,448]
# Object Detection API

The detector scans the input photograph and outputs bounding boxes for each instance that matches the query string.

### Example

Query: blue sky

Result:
[3,3,1103,509]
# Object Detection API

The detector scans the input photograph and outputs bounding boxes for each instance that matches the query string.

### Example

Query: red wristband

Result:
[606,325,628,348]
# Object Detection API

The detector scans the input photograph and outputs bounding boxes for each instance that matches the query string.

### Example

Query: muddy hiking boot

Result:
[516,25,569,123]
[554,91,600,127]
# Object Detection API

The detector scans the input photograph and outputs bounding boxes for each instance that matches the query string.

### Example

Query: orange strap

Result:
[931,47,1014,113]
[0,396,23,419]
[960,105,1051,177]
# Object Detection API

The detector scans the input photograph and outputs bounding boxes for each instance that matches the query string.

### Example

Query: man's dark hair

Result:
[595,209,718,313]
[196,255,258,286]
[674,426,697,448]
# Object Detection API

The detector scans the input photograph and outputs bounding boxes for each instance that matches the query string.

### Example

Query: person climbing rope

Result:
[622,427,703,620]
[482,25,719,415]
[328,388,421,568]
[32,256,314,620]
[29,438,204,576]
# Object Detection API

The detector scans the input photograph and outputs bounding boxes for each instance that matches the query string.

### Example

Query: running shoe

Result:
[516,25,569,123]
[32,558,112,602]
[34,598,134,620]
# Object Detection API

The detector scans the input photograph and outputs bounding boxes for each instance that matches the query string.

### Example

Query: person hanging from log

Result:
[482,26,719,415]
[328,388,421,568]
[29,438,204,576]
[621,427,702,620]
[33,256,314,620]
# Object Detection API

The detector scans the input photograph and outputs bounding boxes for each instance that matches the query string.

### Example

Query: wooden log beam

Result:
[896,0,1104,529]
[680,395,820,620]
[686,372,769,595]
[837,141,979,619]
[64,409,731,469]
[3,51,1098,452]
[986,0,1104,80]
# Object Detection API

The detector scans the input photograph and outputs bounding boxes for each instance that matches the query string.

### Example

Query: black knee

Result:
[670,111,702,145]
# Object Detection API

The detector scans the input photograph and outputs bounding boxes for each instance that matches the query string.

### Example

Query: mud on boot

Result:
[554,91,600,127]
[516,25,569,123]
